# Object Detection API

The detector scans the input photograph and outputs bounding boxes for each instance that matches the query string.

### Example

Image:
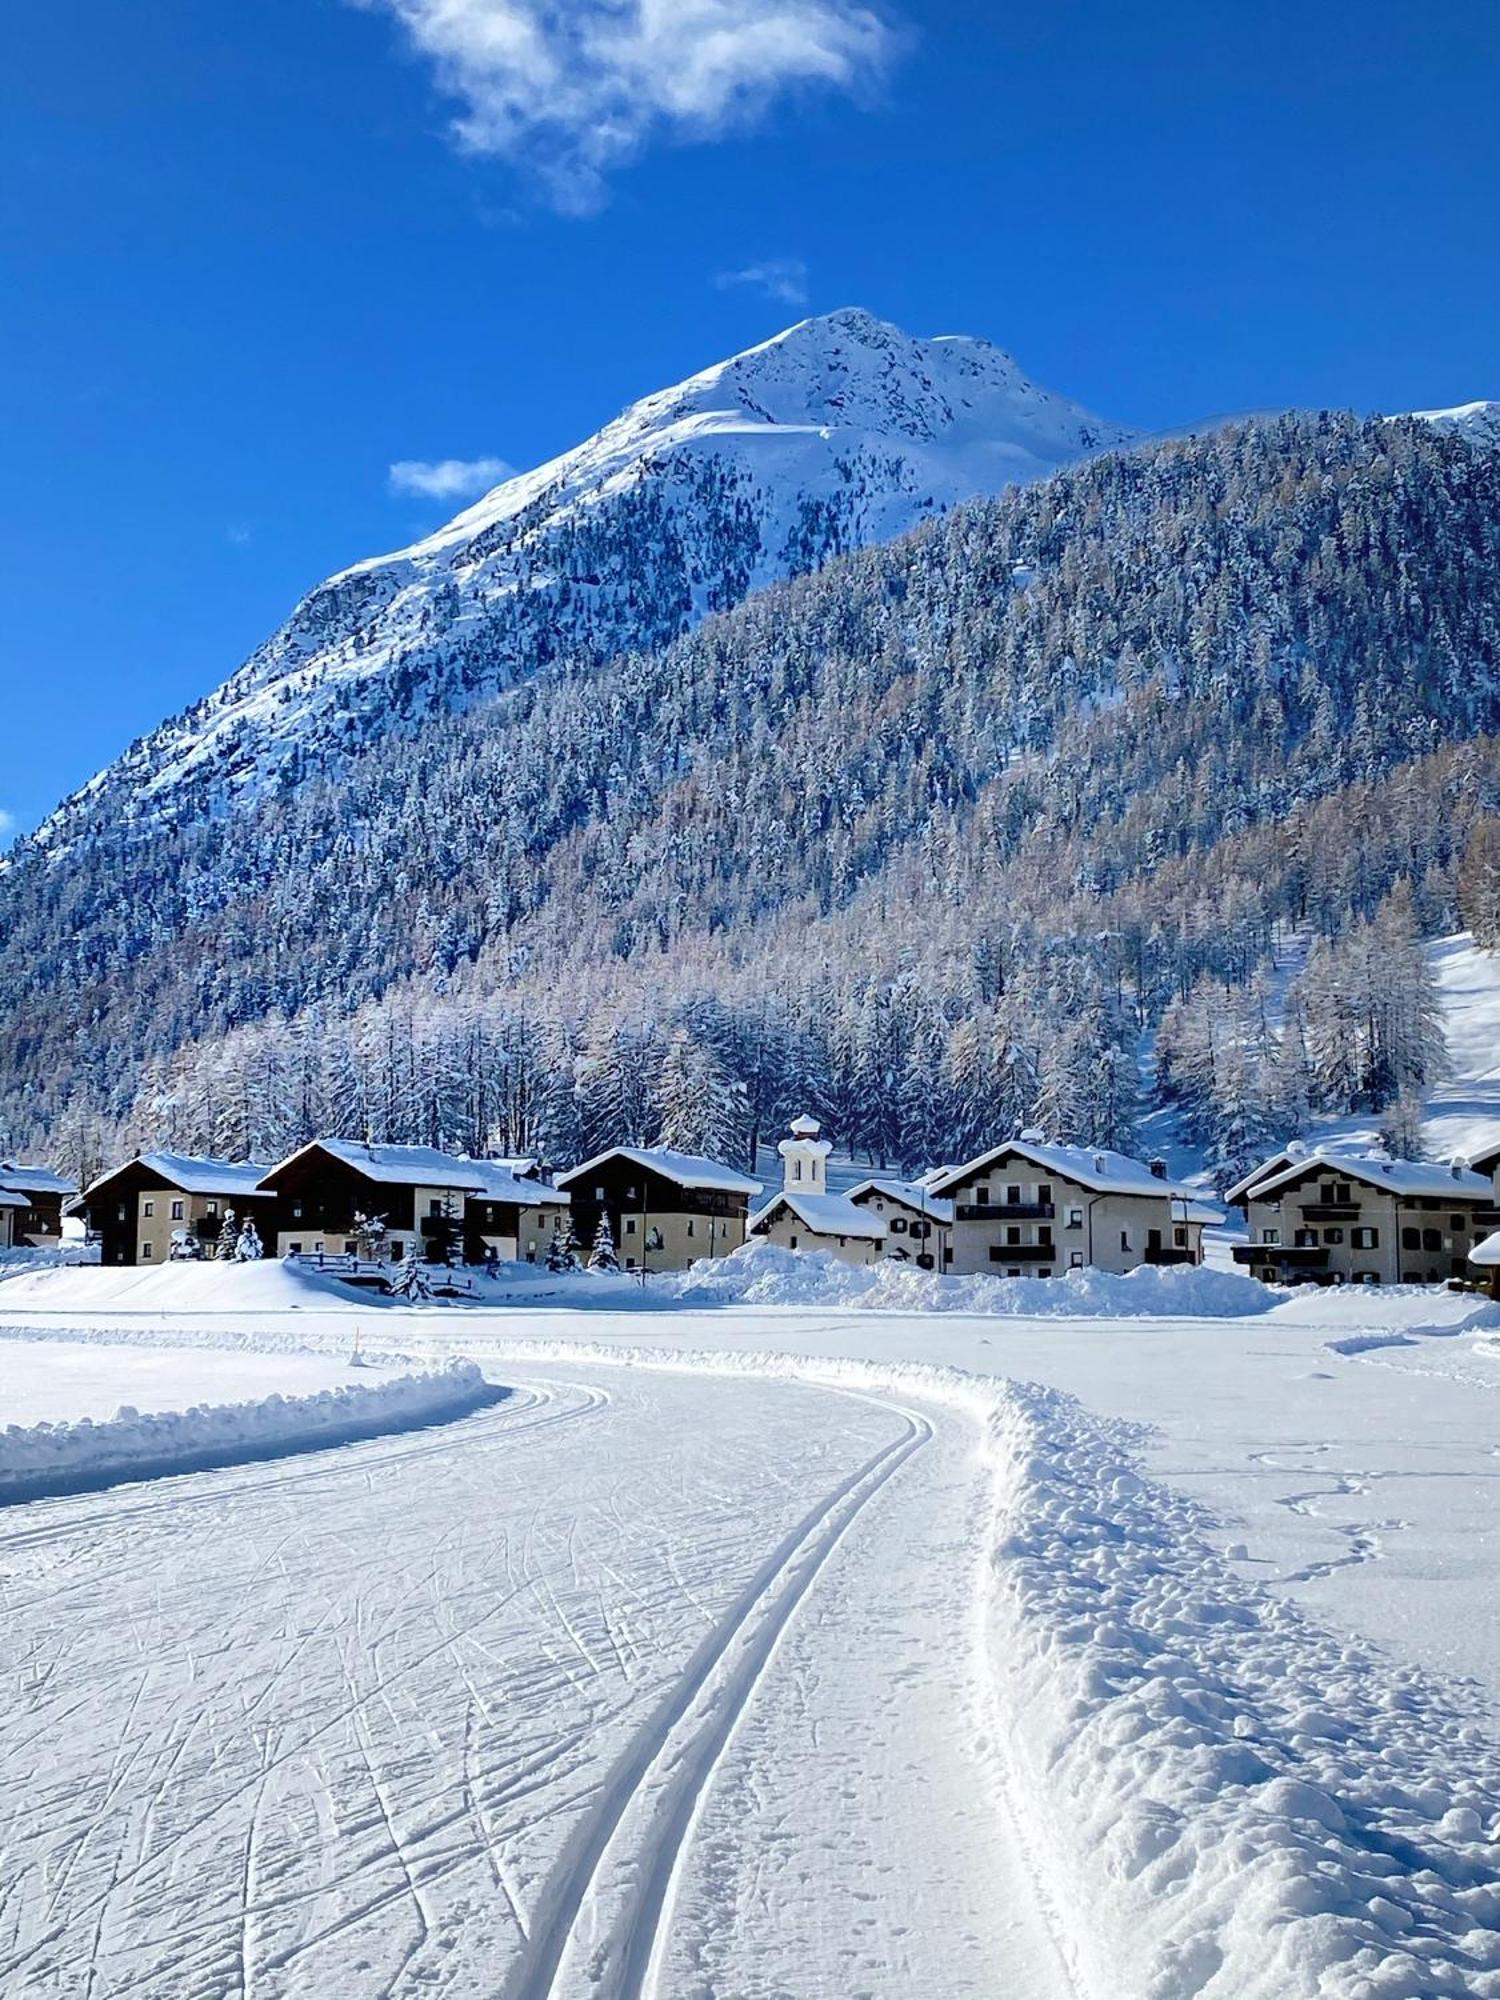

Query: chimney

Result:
[1094,1155,1106,1175]
[1149,1158,1167,1180]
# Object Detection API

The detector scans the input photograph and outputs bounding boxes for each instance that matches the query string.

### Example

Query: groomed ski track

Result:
[0,1356,1074,2000]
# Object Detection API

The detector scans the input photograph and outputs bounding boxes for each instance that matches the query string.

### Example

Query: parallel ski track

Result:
[501,1395,932,2000]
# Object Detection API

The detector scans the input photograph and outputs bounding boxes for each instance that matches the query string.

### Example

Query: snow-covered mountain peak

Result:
[31,313,1135,850]
[1410,400,1500,449]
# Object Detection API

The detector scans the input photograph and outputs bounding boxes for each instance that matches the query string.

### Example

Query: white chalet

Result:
[926,1138,1208,1277]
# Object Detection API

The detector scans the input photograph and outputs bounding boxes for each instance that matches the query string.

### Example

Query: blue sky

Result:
[3,0,1498,836]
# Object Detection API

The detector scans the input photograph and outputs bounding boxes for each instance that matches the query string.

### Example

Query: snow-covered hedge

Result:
[659,1238,1276,1317]
[466,1335,1500,1998]
[0,1359,499,1502]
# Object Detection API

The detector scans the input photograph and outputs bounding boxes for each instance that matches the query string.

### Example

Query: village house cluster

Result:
[11,1120,1500,1292]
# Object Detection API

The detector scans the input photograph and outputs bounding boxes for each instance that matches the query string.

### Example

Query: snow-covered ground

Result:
[4,1276,1500,1996]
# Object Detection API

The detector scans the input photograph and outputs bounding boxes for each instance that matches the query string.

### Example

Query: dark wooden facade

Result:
[559,1155,752,1271]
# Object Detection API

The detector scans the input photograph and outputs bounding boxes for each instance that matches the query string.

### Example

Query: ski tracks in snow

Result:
[0,1362,1067,2000]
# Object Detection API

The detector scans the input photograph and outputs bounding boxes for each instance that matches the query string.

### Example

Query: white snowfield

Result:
[3,1288,1500,1997]
[0,1358,496,1502]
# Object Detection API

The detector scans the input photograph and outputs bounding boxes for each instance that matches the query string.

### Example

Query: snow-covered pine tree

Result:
[235,1217,263,1261]
[561,1216,583,1271]
[216,1208,240,1260]
[544,1223,568,1274]
[392,1242,430,1301]
[587,1212,620,1272]
[655,1030,748,1164]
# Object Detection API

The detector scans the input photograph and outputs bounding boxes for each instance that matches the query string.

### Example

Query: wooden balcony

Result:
[1232,1244,1330,1270]
[1300,1203,1360,1222]
[958,1201,1055,1222]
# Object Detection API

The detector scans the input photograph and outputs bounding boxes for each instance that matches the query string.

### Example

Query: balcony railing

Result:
[987,1242,1056,1264]
[1300,1203,1360,1222]
[1144,1246,1196,1266]
[1232,1244,1330,1269]
[958,1201,1055,1222]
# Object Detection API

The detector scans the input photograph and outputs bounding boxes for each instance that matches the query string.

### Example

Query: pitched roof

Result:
[750,1190,887,1241]
[1253,1150,1495,1203]
[267,1140,493,1191]
[928,1138,1199,1202]
[845,1177,955,1225]
[463,1160,570,1207]
[557,1147,762,1197]
[0,1164,77,1197]
[1222,1148,1306,1205]
[0,1189,28,1209]
[83,1153,274,1201]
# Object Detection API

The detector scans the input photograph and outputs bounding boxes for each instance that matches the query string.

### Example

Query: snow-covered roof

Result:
[1252,1149,1495,1203]
[557,1147,762,1197]
[928,1139,1199,1202]
[83,1153,274,1201]
[0,1164,77,1196]
[845,1177,956,1225]
[0,1189,28,1209]
[464,1160,569,1207]
[1183,1202,1225,1226]
[267,1140,493,1191]
[1222,1149,1307,1205]
[1468,1230,1500,1268]
[750,1191,886,1241]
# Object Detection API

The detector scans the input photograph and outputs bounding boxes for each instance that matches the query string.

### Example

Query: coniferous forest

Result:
[6,412,1500,1188]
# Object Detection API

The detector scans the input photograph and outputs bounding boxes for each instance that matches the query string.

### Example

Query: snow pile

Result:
[660,1238,1276,1317]
[0,1360,499,1503]
[983,1377,1500,1998]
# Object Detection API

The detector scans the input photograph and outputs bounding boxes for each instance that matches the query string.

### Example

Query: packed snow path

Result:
[0,1363,1067,2000]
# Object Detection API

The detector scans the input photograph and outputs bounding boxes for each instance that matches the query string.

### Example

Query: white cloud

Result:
[388,455,515,501]
[355,0,900,210]
[715,257,809,305]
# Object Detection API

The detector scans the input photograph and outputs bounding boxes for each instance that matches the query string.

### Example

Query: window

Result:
[116,1203,127,1222]
[1173,1226,1187,1248]
[594,1186,605,1201]
[625,1256,637,1270]
[1402,1227,1420,1250]
[943,1246,953,1264]
[1039,1268,1053,1279]
[975,1185,990,1205]
[1067,1208,1083,1229]
[1070,1251,1084,1268]
[838,1236,848,1247]
[1335,1183,1352,1203]
[1356,1271,1380,1285]
[143,1200,155,1218]
[890,1216,908,1234]
[345,1241,357,1255]
[171,1200,185,1222]
[1006,1184,1021,1206]
[289,1241,303,1255]
[1038,1183,1053,1205]
[1324,1227,1344,1245]
[1261,1228,1280,1245]
[207,1201,218,1216]
[1120,1231,1130,1252]
[789,1234,799,1249]
[1319,1183,1335,1204]
[1451,1214,1467,1232]
[292,1201,303,1219]
[1006,1267,1022,1278]
[1423,1228,1442,1252]
[1039,1225,1053,1246]
[793,1158,803,1180]
[1294,1229,1319,1248]
[1352,1227,1379,1249]
[1006,1225,1021,1245]
[686,1219,695,1237]
[390,1241,403,1258]
[429,1199,443,1216]
[625,1217,637,1235]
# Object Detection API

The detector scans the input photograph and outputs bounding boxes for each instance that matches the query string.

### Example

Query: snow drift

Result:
[660,1238,1276,1317]
[0,1360,501,1503]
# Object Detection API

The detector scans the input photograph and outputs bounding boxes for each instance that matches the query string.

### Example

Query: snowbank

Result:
[0,1244,98,1278]
[460,1335,1500,1998]
[659,1239,1276,1317]
[0,1360,501,1503]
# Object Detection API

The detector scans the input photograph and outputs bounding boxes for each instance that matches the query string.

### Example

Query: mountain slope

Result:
[9,409,1500,1171]
[34,309,1134,853]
